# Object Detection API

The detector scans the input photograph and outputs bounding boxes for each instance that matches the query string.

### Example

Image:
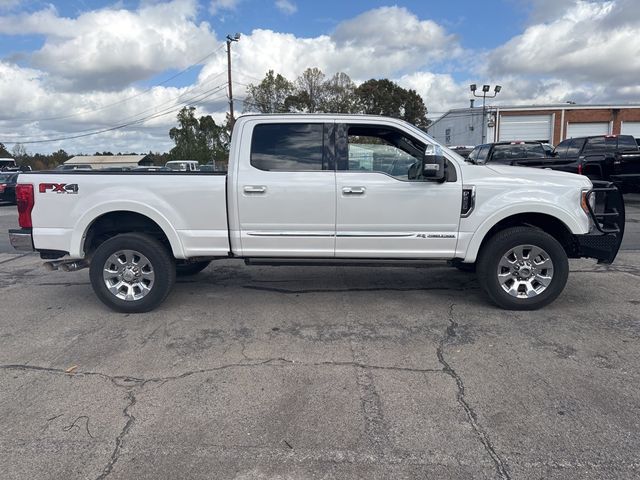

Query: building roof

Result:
[65,155,148,165]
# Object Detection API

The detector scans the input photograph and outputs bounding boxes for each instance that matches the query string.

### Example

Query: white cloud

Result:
[275,0,296,15]
[0,0,218,91]
[489,0,640,84]
[209,0,241,15]
[3,1,640,154]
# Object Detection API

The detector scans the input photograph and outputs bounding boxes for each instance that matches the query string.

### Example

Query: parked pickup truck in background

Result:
[471,135,640,192]
[468,141,550,165]
[9,115,625,313]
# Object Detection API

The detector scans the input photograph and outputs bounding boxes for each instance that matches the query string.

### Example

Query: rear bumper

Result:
[8,228,34,252]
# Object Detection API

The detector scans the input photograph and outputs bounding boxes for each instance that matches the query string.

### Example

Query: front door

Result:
[236,121,336,257]
[335,123,462,258]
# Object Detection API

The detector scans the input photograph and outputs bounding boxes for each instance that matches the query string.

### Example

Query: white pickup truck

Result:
[10,114,625,313]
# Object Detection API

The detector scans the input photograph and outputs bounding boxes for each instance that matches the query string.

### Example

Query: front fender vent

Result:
[461,186,476,217]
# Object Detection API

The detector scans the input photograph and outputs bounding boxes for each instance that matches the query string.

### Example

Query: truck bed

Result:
[21,171,230,259]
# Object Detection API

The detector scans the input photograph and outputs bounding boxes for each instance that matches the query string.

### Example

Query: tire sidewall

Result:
[478,227,569,310]
[89,233,175,313]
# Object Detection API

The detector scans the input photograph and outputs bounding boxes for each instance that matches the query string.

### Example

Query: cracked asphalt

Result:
[0,196,639,479]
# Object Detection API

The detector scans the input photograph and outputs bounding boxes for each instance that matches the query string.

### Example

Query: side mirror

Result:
[422,144,446,182]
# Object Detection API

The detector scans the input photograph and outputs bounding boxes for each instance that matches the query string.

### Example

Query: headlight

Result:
[581,189,596,230]
[581,189,595,215]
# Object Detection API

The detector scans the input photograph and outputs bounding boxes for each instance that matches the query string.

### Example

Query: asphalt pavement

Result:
[0,196,639,479]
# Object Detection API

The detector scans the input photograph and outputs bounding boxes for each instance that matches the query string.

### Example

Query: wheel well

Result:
[84,211,172,255]
[479,213,576,258]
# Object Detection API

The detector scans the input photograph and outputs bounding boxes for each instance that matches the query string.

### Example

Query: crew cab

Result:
[9,115,625,313]
[549,135,640,191]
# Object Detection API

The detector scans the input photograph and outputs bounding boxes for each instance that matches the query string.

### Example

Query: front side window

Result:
[553,139,571,159]
[251,123,324,171]
[566,138,584,157]
[476,145,490,164]
[345,125,424,180]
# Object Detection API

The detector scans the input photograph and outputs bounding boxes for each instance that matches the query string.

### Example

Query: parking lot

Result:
[0,196,639,479]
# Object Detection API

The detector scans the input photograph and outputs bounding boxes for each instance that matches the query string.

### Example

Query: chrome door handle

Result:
[342,187,366,195]
[244,185,266,194]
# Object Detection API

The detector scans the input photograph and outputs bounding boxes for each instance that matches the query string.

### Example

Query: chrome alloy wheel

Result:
[102,250,155,301]
[497,244,554,298]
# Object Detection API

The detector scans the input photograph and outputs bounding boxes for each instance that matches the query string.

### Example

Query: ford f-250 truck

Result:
[9,114,625,313]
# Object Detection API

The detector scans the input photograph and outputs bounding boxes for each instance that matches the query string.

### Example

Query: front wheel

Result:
[89,233,176,313]
[476,227,569,310]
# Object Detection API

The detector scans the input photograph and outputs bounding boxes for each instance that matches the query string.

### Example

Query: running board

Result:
[243,258,449,268]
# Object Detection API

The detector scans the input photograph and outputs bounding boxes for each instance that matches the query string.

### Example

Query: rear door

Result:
[235,121,336,257]
[334,122,462,258]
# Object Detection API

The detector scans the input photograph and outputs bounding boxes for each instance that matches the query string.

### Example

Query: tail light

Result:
[577,162,583,175]
[16,184,35,228]
[0,184,5,193]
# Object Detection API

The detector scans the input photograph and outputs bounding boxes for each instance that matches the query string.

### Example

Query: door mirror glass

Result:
[422,144,446,182]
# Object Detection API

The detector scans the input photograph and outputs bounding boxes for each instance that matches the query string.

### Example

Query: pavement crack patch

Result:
[62,415,94,438]
[96,391,136,480]
[436,304,511,480]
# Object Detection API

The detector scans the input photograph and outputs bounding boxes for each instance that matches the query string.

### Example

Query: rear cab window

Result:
[250,123,326,171]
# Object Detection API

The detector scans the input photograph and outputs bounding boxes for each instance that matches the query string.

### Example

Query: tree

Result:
[0,143,11,158]
[12,143,28,164]
[355,79,429,129]
[320,72,357,113]
[243,70,294,113]
[169,106,229,164]
[285,67,327,113]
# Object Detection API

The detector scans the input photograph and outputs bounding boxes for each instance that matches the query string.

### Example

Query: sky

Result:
[0,0,639,154]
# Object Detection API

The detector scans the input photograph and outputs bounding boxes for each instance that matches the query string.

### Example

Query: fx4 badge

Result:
[39,183,79,194]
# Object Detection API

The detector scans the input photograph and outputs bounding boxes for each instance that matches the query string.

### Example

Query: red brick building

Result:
[428,104,640,146]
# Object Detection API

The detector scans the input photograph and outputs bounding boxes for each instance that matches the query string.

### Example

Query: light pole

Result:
[470,84,501,143]
[226,33,241,128]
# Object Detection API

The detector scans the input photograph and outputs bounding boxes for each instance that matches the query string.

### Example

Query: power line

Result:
[7,72,228,140]
[10,84,230,145]
[15,44,227,123]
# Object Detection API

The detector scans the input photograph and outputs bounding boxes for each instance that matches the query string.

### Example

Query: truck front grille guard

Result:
[584,181,626,235]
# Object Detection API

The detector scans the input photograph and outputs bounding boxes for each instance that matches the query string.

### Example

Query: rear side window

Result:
[584,136,617,153]
[251,123,324,171]
[617,135,638,150]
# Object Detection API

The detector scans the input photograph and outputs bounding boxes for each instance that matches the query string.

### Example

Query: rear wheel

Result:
[176,260,210,276]
[476,227,569,310]
[89,233,175,313]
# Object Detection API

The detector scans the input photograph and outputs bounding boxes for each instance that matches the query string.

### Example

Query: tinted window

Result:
[468,147,480,162]
[474,145,490,164]
[566,138,584,157]
[522,143,546,158]
[553,139,571,159]
[618,135,638,150]
[584,136,617,154]
[251,123,324,171]
[346,126,424,180]
[491,144,522,161]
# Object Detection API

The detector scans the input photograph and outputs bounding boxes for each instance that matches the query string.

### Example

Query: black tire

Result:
[176,260,210,276]
[476,226,569,310]
[89,233,176,313]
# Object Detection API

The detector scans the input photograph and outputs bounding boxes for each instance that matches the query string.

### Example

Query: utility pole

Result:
[470,84,501,143]
[226,33,241,127]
